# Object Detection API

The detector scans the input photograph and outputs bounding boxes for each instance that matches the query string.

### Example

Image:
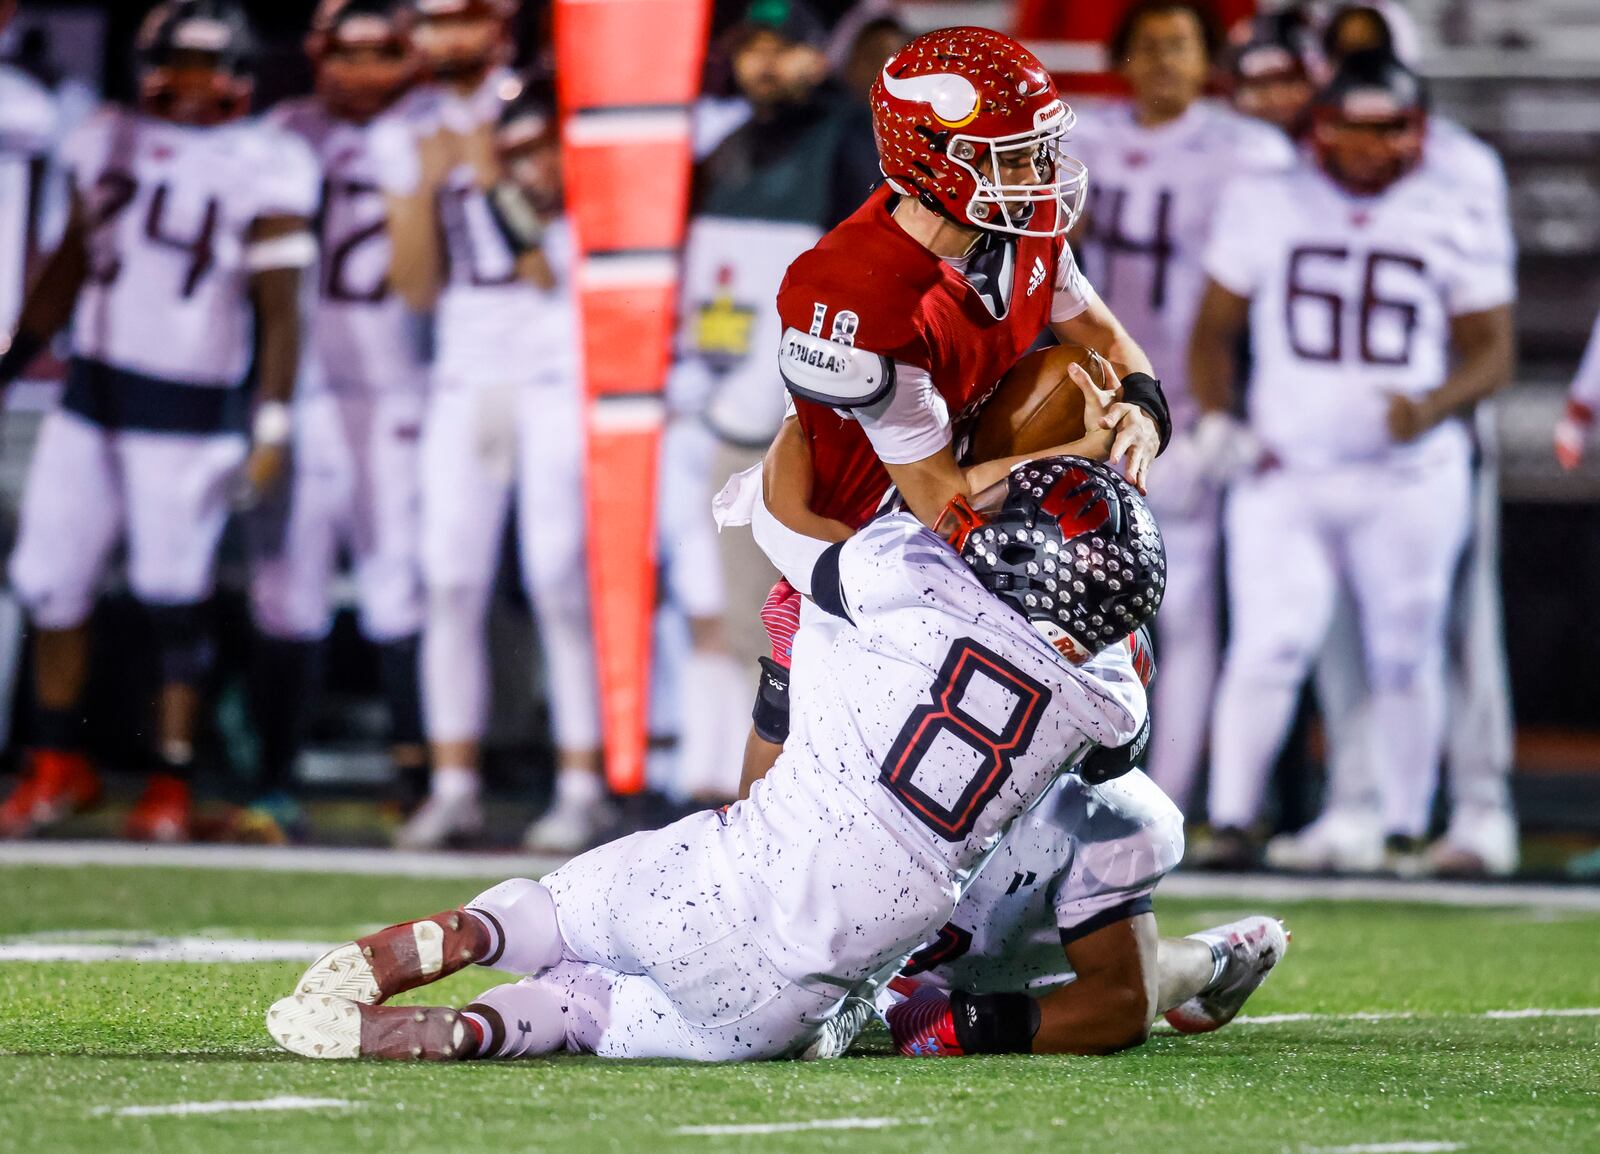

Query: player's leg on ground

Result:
[349,391,429,807]
[659,417,746,803]
[1,411,122,835]
[1145,503,1222,816]
[1206,473,1340,862]
[1342,459,1471,865]
[405,384,511,848]
[1273,587,1386,872]
[119,428,249,840]
[245,393,349,840]
[515,381,608,852]
[1435,447,1518,875]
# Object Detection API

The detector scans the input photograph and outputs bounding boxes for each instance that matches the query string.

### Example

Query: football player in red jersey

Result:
[724,27,1170,781]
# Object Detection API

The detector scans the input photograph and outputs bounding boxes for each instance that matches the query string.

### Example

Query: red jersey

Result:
[777,186,1067,527]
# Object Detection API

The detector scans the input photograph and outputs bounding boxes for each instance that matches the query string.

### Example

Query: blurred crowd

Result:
[0,0,1566,878]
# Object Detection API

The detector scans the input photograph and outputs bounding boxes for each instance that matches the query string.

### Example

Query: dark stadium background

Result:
[8,0,1600,837]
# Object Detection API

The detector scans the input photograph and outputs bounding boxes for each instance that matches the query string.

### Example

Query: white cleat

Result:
[1165,915,1289,1034]
[522,796,614,855]
[799,996,875,1061]
[1427,807,1519,878]
[1265,811,1384,874]
[294,943,381,1004]
[394,791,483,851]
[267,995,474,1061]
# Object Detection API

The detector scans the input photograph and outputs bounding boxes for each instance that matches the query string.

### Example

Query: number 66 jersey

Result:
[61,104,319,395]
[1204,157,1515,469]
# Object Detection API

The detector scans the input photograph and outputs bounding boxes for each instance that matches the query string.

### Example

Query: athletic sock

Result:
[552,765,603,809]
[32,705,86,754]
[250,637,322,794]
[431,765,480,801]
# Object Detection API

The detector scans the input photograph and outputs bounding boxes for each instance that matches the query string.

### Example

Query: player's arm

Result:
[887,913,1160,1058]
[244,213,316,497]
[761,415,855,546]
[1387,305,1515,443]
[1190,278,1249,416]
[379,124,454,314]
[0,191,90,391]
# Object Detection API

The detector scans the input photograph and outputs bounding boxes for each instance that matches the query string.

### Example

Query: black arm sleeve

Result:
[1118,371,1172,453]
[810,542,852,622]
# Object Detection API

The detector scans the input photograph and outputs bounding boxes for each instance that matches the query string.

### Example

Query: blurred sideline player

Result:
[1223,7,1319,137]
[884,772,1286,1057]
[720,28,1170,788]
[0,0,317,841]
[372,0,603,852]
[1556,312,1600,474]
[240,0,427,841]
[1191,52,1515,868]
[1270,4,1520,875]
[0,0,56,348]
[1070,0,1294,817]
[267,459,1165,1062]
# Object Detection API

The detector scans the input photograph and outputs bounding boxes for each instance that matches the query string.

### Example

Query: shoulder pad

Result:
[778,328,894,408]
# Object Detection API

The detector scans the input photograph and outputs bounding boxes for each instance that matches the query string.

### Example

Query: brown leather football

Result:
[968,343,1118,462]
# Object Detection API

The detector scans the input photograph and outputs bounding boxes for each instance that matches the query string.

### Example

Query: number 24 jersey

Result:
[1204,157,1516,469]
[61,105,320,390]
[736,513,1147,982]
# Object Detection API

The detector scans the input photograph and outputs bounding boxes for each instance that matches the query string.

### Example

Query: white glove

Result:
[1191,411,1271,484]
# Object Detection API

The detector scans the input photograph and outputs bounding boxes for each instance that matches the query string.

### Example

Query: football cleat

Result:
[394,789,483,850]
[1265,810,1384,874]
[267,994,475,1060]
[1165,916,1289,1035]
[885,982,964,1057]
[0,750,101,838]
[1427,807,1519,879]
[522,795,614,855]
[294,908,491,1005]
[123,773,191,843]
[799,996,875,1061]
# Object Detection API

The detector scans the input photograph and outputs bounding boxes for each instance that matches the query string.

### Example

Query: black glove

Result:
[0,330,45,389]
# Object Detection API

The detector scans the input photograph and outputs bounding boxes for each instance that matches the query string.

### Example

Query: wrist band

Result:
[0,330,45,388]
[949,990,1041,1054]
[252,400,293,447]
[1118,371,1172,452]
[751,656,791,745]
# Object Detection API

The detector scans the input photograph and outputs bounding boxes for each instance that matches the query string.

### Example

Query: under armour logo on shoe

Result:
[1027,256,1048,296]
[517,1019,532,1039]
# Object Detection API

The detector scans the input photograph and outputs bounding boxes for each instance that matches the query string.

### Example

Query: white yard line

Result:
[96,1097,354,1118]
[1305,1144,1464,1153]
[0,841,1594,911]
[674,1118,914,1136]
[0,937,331,963]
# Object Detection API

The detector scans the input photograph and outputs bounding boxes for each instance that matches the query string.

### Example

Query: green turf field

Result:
[1,863,1597,1154]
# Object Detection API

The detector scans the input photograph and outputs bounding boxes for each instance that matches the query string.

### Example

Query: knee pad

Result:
[145,602,216,687]
[751,656,790,745]
[466,878,564,975]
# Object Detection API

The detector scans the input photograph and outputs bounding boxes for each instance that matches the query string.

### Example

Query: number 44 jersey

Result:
[61,105,320,390]
[734,513,1147,986]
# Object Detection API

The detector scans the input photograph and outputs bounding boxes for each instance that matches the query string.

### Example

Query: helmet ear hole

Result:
[999,543,1032,566]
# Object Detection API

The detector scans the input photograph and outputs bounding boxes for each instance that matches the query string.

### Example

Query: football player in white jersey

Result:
[883,770,1287,1057]
[371,0,603,853]
[1072,1,1295,817]
[236,0,427,840]
[1265,4,1522,876]
[1191,53,1515,867]
[0,0,57,349]
[1223,8,1320,138]
[1555,311,1600,474]
[265,457,1164,1062]
[0,0,319,841]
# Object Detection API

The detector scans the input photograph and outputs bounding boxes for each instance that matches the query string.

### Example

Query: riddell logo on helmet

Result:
[880,66,982,128]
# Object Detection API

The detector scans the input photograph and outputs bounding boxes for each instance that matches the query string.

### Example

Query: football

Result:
[968,343,1119,462]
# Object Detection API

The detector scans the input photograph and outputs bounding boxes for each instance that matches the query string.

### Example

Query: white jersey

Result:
[911,770,1182,994]
[269,99,424,397]
[370,75,573,388]
[733,513,1146,984]
[1072,99,1294,434]
[0,64,56,343]
[1425,116,1514,276]
[61,106,318,388]
[1203,158,1515,470]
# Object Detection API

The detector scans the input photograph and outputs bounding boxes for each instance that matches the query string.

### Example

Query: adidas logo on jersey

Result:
[1027,256,1048,296]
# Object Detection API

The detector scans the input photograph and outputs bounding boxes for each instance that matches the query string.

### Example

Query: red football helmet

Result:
[871,26,1087,237]
[307,0,418,122]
